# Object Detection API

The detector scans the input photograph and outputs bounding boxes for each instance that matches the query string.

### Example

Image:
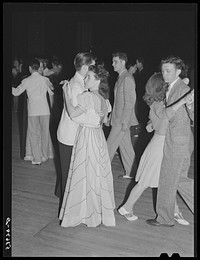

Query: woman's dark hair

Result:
[88,63,110,99]
[143,72,168,106]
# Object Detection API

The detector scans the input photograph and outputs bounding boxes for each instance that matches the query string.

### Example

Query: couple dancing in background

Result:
[118,56,194,227]
[12,57,62,165]
[12,58,54,165]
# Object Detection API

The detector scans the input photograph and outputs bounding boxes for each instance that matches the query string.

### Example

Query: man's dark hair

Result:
[112,52,128,65]
[29,59,40,71]
[136,57,144,65]
[74,52,96,71]
[160,55,187,78]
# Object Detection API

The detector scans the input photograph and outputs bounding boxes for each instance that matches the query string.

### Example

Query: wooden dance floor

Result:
[11,111,195,257]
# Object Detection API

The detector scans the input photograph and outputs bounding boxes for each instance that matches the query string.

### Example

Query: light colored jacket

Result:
[110,70,138,127]
[155,78,194,158]
[57,72,85,145]
[12,71,53,116]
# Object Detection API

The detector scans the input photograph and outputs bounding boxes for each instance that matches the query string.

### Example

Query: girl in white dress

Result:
[59,64,115,227]
[118,72,192,222]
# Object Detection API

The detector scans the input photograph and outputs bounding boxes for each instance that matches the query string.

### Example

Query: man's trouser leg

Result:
[40,115,50,160]
[156,157,189,225]
[58,142,73,202]
[107,125,125,162]
[107,125,135,176]
[27,116,41,162]
[177,157,194,213]
[119,128,135,176]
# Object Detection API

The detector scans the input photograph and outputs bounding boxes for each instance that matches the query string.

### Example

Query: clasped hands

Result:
[61,80,70,99]
[60,79,69,86]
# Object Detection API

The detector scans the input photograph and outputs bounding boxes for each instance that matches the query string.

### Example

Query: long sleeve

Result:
[12,80,27,96]
[185,103,194,121]
[122,77,136,125]
[71,85,85,107]
[153,101,176,120]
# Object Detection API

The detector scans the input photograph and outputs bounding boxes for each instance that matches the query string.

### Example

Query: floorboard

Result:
[11,110,195,257]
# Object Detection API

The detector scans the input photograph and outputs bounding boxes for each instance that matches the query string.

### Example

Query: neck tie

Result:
[163,83,170,106]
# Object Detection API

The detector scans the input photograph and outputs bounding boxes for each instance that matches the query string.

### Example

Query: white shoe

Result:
[31,161,41,165]
[41,157,47,162]
[24,156,33,161]
[123,175,133,179]
[174,212,190,225]
[118,206,138,221]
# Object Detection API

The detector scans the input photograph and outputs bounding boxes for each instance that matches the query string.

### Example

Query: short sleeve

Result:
[73,92,100,126]
[77,92,94,110]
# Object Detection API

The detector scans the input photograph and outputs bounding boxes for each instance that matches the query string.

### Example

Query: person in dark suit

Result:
[128,57,153,165]
[129,57,150,127]
[12,57,30,159]
[147,56,194,227]
[48,59,64,158]
[127,58,153,175]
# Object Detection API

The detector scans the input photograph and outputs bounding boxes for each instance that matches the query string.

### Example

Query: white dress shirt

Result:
[57,72,85,145]
[12,71,53,116]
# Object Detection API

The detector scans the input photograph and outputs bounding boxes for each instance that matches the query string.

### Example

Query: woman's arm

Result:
[63,83,85,118]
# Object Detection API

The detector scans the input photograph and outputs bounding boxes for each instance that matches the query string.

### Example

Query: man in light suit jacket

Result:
[147,56,194,227]
[56,52,95,207]
[107,52,139,179]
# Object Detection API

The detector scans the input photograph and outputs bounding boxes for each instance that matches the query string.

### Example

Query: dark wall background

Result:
[6,3,197,79]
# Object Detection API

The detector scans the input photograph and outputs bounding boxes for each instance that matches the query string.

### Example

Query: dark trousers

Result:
[17,92,28,159]
[130,124,141,177]
[57,142,73,204]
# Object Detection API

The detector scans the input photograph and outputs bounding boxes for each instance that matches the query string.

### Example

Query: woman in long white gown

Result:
[59,64,116,227]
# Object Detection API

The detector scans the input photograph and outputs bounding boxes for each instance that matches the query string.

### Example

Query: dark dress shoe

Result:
[146,218,174,227]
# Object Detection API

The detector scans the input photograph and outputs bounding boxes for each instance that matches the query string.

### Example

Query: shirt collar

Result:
[74,71,85,88]
[31,71,40,76]
[118,69,127,77]
[168,77,180,91]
